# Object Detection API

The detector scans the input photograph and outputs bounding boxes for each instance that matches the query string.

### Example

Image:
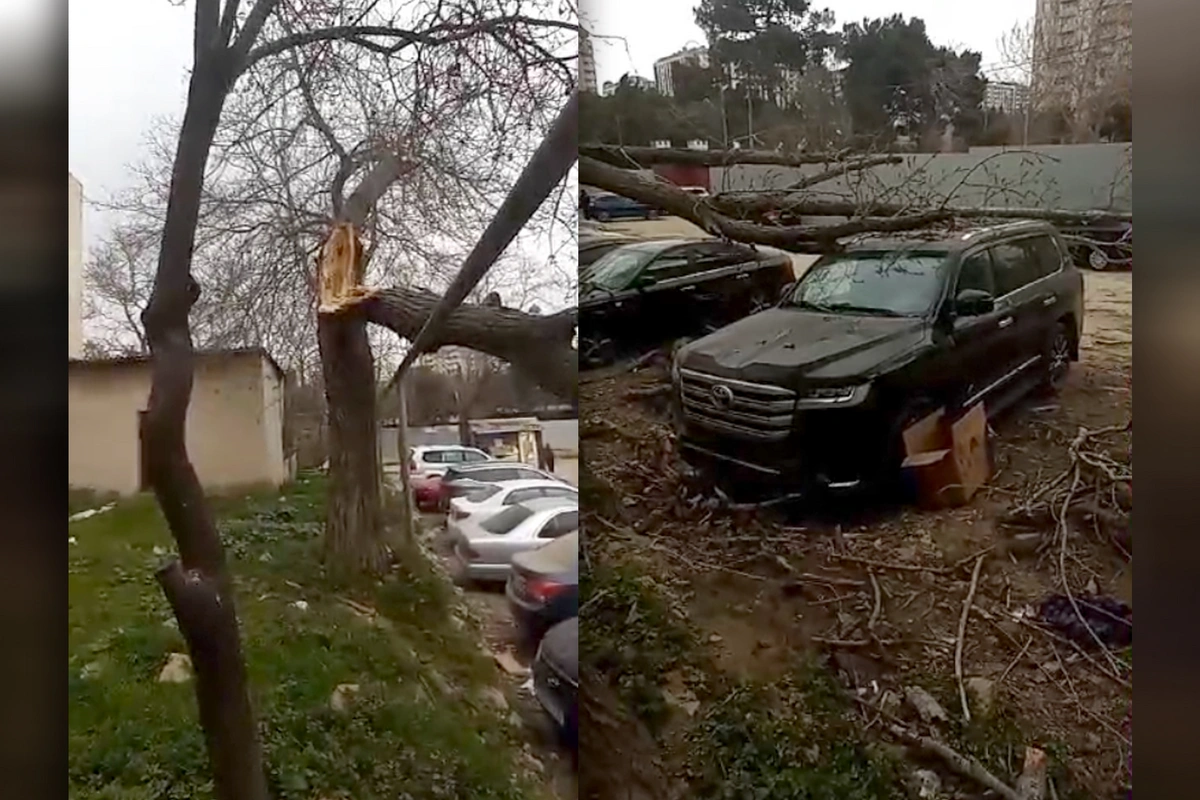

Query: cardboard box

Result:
[900,402,989,508]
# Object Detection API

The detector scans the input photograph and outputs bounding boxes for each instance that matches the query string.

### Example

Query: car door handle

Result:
[1042,295,1057,307]
[680,285,697,292]
[735,272,750,280]
[998,316,1014,329]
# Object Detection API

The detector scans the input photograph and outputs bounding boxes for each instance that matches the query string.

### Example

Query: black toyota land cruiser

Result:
[671,220,1084,493]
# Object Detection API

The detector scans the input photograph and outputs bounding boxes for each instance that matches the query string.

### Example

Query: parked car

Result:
[671,220,1083,495]
[532,617,578,752]
[580,233,638,272]
[506,530,578,651]
[447,498,578,582]
[435,462,562,511]
[1058,218,1132,271]
[408,445,492,511]
[584,192,660,222]
[448,479,578,527]
[580,238,794,367]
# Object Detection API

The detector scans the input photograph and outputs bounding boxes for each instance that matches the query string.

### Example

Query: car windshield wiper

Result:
[822,303,907,317]
[790,298,838,313]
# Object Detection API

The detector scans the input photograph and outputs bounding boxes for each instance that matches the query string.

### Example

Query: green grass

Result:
[69,472,536,800]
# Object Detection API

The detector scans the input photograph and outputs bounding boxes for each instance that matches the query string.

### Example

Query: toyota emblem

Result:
[711,384,734,408]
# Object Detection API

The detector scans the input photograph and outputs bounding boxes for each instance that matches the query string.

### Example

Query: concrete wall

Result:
[68,173,83,359]
[69,353,288,495]
[711,143,1133,212]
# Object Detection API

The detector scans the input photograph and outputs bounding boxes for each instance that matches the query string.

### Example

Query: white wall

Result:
[68,173,83,359]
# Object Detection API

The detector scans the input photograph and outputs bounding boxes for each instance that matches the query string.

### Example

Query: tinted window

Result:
[513,468,545,480]
[422,451,443,463]
[465,485,501,502]
[990,242,1040,295]
[956,250,995,296]
[462,450,489,463]
[539,510,579,539]
[645,247,694,280]
[1027,235,1064,278]
[585,243,664,291]
[507,488,545,504]
[480,505,535,534]
[788,251,948,317]
[544,486,578,500]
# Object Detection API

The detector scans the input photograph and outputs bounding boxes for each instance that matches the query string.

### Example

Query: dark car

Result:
[584,192,659,222]
[580,238,794,367]
[580,233,638,272]
[671,220,1084,494]
[532,617,578,752]
[1058,218,1132,271]
[506,531,578,652]
[436,462,559,510]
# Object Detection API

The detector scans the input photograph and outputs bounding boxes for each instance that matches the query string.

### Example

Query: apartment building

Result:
[579,29,598,93]
[1033,0,1132,115]
[984,80,1031,114]
[652,45,709,97]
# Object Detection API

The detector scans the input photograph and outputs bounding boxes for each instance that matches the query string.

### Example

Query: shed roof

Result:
[69,346,285,381]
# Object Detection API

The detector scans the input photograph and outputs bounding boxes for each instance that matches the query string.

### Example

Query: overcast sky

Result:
[67,0,574,314]
[584,0,1035,88]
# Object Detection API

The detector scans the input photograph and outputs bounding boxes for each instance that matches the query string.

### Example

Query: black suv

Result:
[670,221,1084,492]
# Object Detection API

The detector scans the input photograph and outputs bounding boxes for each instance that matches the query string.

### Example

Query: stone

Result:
[904,686,949,724]
[479,686,509,712]
[911,768,942,799]
[330,683,360,712]
[965,676,995,717]
[708,633,723,644]
[157,653,193,684]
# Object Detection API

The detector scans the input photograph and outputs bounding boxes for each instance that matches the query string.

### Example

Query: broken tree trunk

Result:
[350,287,577,403]
[317,224,388,576]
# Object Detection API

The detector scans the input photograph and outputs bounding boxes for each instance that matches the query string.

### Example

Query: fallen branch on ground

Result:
[955,555,986,723]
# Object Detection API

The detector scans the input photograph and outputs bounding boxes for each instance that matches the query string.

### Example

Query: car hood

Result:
[678,307,929,387]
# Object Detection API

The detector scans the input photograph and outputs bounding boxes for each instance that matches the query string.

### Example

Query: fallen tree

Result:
[580,151,1132,253]
[580,143,868,168]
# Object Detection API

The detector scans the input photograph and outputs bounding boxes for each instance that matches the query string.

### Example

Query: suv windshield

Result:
[787,251,948,317]
[584,243,665,292]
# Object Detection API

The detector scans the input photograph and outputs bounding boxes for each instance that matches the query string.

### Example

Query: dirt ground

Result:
[580,271,1132,798]
[422,517,578,798]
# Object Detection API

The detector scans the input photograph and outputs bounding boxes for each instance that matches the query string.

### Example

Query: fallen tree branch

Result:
[711,195,1133,226]
[347,286,577,402]
[580,143,865,168]
[956,555,986,723]
[887,723,1022,800]
[783,155,904,190]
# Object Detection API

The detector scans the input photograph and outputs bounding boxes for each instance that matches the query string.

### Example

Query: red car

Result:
[412,474,444,512]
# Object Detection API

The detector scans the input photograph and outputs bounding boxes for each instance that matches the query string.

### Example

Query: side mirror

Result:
[632,274,656,289]
[954,288,995,317]
[778,281,795,303]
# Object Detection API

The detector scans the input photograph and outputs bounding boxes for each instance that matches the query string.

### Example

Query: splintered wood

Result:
[317,222,377,313]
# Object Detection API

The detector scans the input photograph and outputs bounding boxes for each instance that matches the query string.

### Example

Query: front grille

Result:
[679,368,796,441]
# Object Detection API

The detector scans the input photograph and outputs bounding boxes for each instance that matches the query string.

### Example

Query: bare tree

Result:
[136,2,576,798]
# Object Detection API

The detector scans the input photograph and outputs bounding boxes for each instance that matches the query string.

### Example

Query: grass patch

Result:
[69,471,535,800]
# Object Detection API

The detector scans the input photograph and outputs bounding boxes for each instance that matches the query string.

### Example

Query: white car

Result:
[448,497,579,582]
[409,445,492,479]
[447,479,579,531]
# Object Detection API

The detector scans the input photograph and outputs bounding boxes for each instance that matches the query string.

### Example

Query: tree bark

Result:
[140,18,268,800]
[353,287,577,403]
[317,226,388,576]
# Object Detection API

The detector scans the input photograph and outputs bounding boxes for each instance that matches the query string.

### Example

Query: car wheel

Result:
[647,209,660,220]
[1042,321,1073,392]
[1088,248,1110,270]
[594,210,611,223]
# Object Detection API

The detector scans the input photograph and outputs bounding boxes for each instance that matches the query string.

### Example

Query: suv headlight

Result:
[670,353,681,385]
[796,383,870,408]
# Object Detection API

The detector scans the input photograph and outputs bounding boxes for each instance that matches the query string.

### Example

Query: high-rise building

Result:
[579,29,598,94]
[1032,0,1132,116]
[653,45,709,97]
[984,81,1031,114]
[68,172,83,359]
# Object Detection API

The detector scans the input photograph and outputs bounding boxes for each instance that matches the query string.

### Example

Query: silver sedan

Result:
[447,497,578,582]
